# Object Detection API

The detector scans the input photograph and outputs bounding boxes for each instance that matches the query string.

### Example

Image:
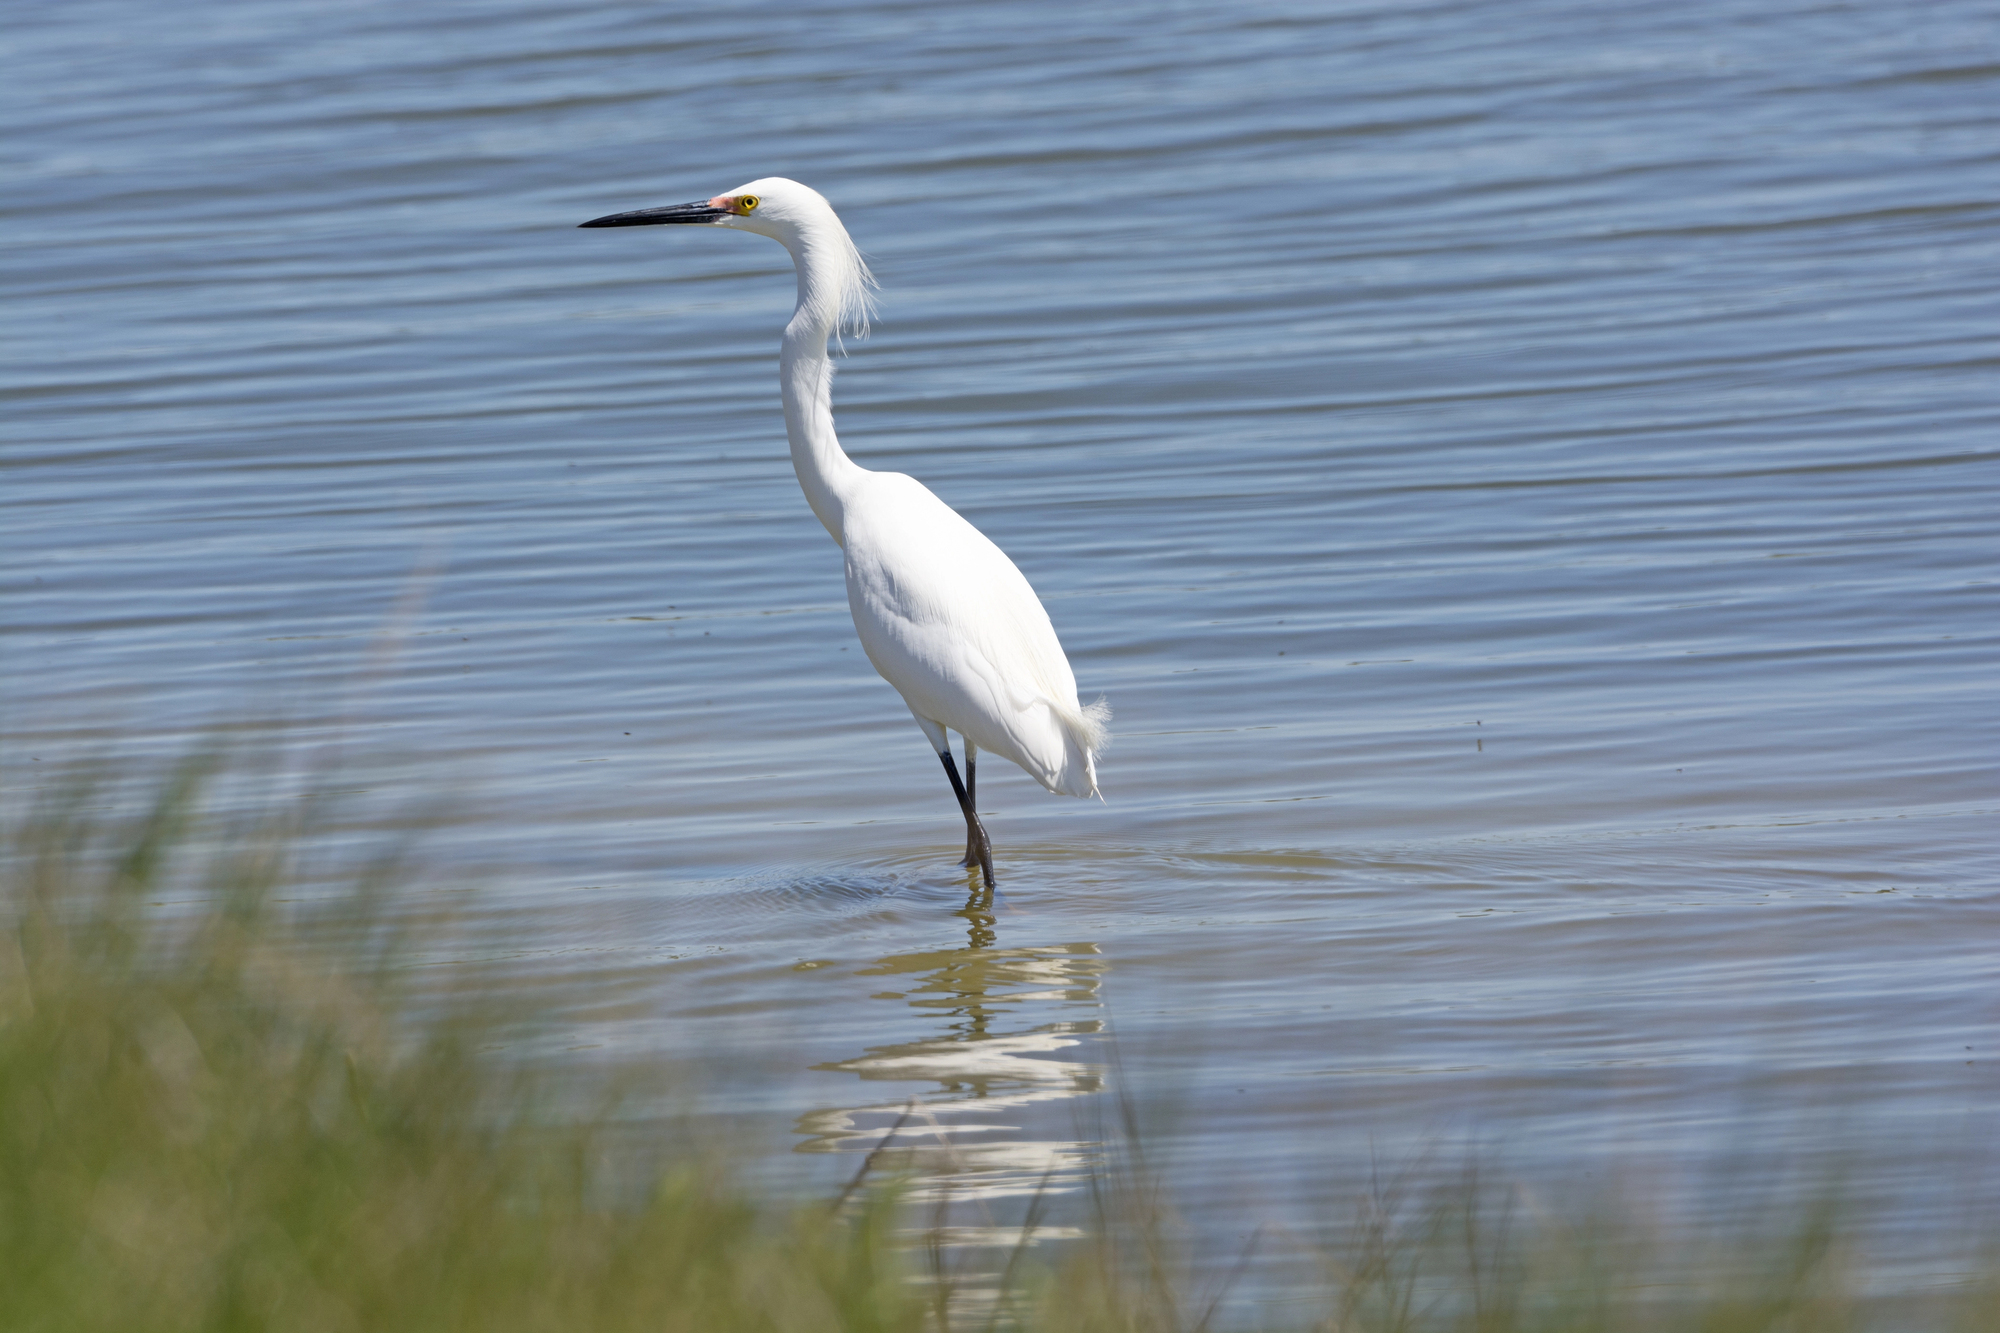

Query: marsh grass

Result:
[1,759,921,1333]
[2,756,1993,1331]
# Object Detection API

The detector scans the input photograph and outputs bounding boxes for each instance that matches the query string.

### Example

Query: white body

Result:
[726,178,1106,796]
[844,472,1098,795]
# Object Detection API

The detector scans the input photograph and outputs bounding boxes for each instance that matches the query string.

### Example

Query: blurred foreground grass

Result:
[2,757,1993,1331]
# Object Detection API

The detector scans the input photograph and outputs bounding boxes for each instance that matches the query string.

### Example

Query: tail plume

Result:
[1074,696,1112,756]
[1050,695,1112,797]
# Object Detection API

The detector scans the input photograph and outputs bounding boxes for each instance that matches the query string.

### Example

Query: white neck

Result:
[778,230,868,546]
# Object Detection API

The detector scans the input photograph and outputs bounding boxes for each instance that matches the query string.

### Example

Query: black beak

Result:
[578,200,731,228]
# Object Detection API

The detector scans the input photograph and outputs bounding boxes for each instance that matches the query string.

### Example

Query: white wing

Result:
[842,471,1103,797]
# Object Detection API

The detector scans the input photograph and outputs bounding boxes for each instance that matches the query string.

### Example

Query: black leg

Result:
[960,750,979,868]
[937,749,994,888]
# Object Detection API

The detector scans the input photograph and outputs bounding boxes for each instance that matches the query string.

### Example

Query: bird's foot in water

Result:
[938,748,994,887]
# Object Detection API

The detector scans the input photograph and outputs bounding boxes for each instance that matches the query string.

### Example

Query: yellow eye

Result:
[739,195,760,212]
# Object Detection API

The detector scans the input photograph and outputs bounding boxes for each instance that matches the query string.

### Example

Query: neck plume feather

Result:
[789,221,876,348]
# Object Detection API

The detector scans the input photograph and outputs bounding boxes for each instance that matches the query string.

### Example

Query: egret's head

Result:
[579,177,873,337]
[578,177,832,240]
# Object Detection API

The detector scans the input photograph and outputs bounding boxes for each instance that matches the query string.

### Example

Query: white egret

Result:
[581,178,1107,886]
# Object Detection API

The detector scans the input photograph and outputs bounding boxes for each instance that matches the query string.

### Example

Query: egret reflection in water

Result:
[797,888,1106,1207]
